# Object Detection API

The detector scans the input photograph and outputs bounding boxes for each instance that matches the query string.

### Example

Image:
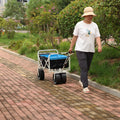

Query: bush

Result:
[9,40,23,50]
[59,41,70,52]
[57,0,97,38]
[18,39,35,55]
[19,46,28,55]
[7,31,15,39]
[39,43,53,50]
[93,0,120,44]
[0,31,1,37]
[2,19,18,39]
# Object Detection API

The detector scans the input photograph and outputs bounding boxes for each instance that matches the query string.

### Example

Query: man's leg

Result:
[76,51,88,88]
[87,52,94,71]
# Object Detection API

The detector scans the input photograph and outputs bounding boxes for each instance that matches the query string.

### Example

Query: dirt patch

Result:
[109,58,120,64]
[100,58,120,65]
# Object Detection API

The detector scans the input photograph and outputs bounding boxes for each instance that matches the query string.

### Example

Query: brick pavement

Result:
[0,46,120,120]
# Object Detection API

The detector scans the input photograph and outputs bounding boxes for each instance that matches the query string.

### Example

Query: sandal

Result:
[83,87,90,93]
[79,80,83,88]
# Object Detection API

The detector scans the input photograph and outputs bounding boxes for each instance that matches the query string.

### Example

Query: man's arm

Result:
[96,37,102,52]
[69,36,78,53]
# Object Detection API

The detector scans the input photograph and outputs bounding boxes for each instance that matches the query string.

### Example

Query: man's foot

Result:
[83,87,90,93]
[79,80,83,87]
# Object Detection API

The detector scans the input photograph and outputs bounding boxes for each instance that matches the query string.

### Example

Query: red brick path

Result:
[0,47,120,120]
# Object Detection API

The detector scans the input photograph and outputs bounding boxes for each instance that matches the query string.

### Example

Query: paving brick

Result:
[0,47,120,120]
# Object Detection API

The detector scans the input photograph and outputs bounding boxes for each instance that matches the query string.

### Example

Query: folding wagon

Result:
[37,49,71,84]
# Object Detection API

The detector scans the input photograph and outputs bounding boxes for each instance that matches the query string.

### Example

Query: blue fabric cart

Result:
[37,49,71,84]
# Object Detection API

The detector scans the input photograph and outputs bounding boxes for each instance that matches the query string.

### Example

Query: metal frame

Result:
[37,49,70,73]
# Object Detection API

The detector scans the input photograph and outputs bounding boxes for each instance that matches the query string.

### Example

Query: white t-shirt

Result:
[73,21,100,53]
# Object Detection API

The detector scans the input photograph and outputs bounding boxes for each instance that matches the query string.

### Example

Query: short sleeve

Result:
[73,23,79,36]
[95,24,100,38]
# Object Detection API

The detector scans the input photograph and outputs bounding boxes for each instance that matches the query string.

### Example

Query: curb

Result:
[1,46,120,98]
[67,73,120,98]
[0,46,37,64]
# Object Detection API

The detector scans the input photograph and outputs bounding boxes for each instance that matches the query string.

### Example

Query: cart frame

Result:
[37,49,71,84]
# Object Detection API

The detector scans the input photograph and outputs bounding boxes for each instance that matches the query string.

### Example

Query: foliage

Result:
[0,17,5,28]
[3,0,26,20]
[27,0,51,18]
[58,0,120,44]
[59,41,70,52]
[0,32,29,45]
[57,0,97,38]
[27,0,58,48]
[7,31,15,39]
[51,0,75,13]
[29,10,56,33]
[0,17,5,37]
[89,47,120,89]
[18,39,36,55]
[28,1,57,34]
[94,0,120,43]
[8,40,23,50]
[2,19,18,39]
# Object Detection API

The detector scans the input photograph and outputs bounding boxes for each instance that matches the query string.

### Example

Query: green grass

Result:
[89,47,120,89]
[0,32,31,46]
[0,33,120,90]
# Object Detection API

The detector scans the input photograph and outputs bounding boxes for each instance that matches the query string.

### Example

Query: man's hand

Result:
[98,47,102,53]
[68,48,73,54]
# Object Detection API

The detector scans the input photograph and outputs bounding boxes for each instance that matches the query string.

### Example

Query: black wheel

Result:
[38,69,44,80]
[53,73,61,84]
[61,73,66,83]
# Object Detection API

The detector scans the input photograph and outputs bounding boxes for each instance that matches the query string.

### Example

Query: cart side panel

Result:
[39,56,69,69]
[50,59,69,69]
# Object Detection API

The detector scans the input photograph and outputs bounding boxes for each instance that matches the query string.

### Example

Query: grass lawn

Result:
[0,33,30,46]
[0,32,120,90]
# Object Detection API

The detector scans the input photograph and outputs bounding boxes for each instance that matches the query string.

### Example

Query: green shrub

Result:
[0,31,1,37]
[23,39,34,48]
[7,31,15,39]
[18,39,35,55]
[94,0,120,42]
[39,43,53,50]
[59,41,70,52]
[19,46,28,55]
[8,40,23,50]
[19,46,37,55]
[2,19,17,39]
[57,0,97,38]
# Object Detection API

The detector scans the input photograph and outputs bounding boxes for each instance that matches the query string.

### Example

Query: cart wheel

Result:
[38,69,44,80]
[53,73,61,84]
[61,73,67,83]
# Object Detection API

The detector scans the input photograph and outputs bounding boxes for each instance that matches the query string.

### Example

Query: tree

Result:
[3,0,26,20]
[57,0,97,38]
[29,10,56,33]
[94,0,120,44]
[0,17,6,37]
[27,0,51,18]
[2,19,18,39]
[51,0,75,13]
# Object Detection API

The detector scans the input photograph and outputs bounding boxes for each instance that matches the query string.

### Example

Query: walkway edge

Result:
[67,72,120,98]
[1,46,120,98]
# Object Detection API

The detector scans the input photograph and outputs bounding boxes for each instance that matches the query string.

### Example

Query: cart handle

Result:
[38,49,58,54]
[60,51,75,55]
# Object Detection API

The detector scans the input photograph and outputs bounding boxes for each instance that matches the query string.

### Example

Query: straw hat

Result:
[82,7,96,17]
